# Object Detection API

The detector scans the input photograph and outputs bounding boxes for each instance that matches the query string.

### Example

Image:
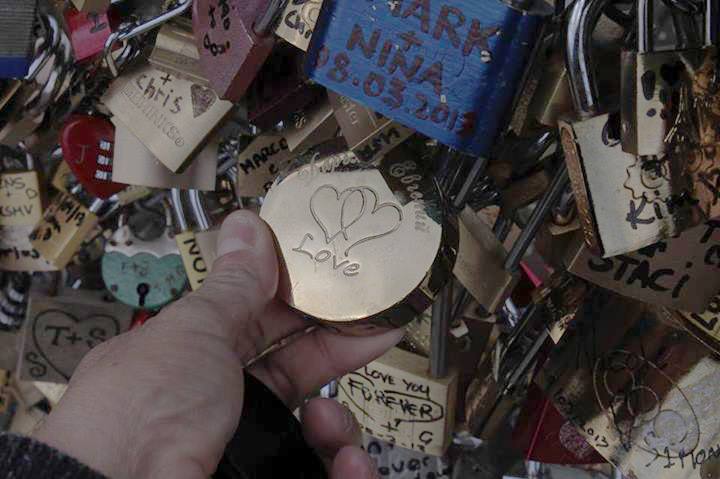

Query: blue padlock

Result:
[305,0,550,156]
[0,0,37,79]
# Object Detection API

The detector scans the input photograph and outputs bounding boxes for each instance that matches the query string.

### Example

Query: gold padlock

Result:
[336,346,458,456]
[102,63,232,173]
[148,19,209,86]
[328,92,414,163]
[29,191,102,269]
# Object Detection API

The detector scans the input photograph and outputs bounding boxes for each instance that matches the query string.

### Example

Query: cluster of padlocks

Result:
[2,0,720,477]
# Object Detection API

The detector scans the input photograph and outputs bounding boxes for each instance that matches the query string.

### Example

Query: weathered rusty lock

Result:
[193,0,285,102]
[304,0,552,156]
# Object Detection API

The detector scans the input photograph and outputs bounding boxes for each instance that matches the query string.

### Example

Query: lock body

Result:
[305,0,547,156]
[64,7,113,62]
[102,215,187,310]
[60,115,127,199]
[336,347,458,456]
[175,231,208,291]
[149,20,209,86]
[259,143,455,330]
[102,64,232,173]
[561,115,700,257]
[30,192,99,269]
[0,0,37,79]
[328,92,414,163]
[192,0,275,102]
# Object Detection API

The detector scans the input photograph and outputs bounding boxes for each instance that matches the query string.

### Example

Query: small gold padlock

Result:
[102,63,232,173]
[148,19,209,86]
[274,0,323,52]
[336,346,458,456]
[328,92,414,163]
[29,191,101,269]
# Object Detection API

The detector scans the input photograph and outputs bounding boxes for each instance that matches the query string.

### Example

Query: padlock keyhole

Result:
[137,283,150,307]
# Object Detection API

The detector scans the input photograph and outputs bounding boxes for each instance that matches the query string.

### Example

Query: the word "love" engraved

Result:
[292,184,404,276]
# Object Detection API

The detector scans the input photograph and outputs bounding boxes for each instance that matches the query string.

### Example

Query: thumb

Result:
[165,210,280,357]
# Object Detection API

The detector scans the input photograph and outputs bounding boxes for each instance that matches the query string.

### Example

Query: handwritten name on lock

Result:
[275,0,323,51]
[102,64,232,172]
[364,435,451,479]
[682,294,720,343]
[568,221,720,313]
[0,172,41,226]
[337,348,456,456]
[236,135,291,197]
[305,0,538,154]
[21,292,133,384]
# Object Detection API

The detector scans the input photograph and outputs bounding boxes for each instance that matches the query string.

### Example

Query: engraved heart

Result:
[191,84,217,118]
[32,309,120,381]
[309,184,403,257]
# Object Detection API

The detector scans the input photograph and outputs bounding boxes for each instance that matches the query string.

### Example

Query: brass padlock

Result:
[328,92,414,164]
[561,0,700,257]
[172,188,209,292]
[336,346,458,456]
[29,190,104,269]
[0,145,43,227]
[565,220,720,312]
[110,117,218,191]
[148,19,209,86]
[259,140,456,331]
[102,63,232,173]
[273,0,323,52]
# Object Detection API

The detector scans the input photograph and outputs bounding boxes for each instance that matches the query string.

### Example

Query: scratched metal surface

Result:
[305,0,545,156]
[537,289,720,479]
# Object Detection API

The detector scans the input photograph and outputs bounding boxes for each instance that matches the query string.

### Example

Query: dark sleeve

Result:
[0,433,106,479]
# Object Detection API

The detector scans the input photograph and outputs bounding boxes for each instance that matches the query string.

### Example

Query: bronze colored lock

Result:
[102,63,232,173]
[328,92,414,164]
[565,220,720,313]
[110,118,218,191]
[193,0,281,102]
[259,142,456,331]
[274,0,323,52]
[148,19,209,86]
[20,288,133,384]
[336,346,458,456]
[29,191,103,269]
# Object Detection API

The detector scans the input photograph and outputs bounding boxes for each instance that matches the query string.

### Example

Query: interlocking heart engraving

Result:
[309,184,403,257]
[32,309,120,380]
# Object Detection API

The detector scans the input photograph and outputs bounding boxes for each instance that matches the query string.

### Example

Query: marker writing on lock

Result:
[238,138,289,175]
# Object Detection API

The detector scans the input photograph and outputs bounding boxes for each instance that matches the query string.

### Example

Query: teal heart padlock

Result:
[101,202,188,310]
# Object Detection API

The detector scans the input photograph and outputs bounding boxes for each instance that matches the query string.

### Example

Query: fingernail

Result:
[342,407,362,445]
[217,212,258,257]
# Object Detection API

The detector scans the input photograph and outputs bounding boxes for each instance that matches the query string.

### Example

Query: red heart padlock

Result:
[60,115,127,199]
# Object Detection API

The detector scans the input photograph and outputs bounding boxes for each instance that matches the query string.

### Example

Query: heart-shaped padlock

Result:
[101,205,187,310]
[60,114,127,199]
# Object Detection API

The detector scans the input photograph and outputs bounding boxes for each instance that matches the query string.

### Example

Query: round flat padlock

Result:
[259,142,456,331]
[60,114,127,199]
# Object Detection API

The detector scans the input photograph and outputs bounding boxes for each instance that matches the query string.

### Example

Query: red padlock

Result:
[59,115,127,199]
[512,384,606,465]
[193,0,276,102]
[64,7,114,62]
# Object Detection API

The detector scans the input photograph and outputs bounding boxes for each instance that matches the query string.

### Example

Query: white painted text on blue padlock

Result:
[305,0,548,156]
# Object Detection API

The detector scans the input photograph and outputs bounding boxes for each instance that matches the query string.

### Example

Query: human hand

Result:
[34,211,403,479]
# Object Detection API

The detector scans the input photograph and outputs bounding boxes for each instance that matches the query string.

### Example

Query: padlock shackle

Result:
[188,189,210,232]
[25,14,60,82]
[104,0,193,76]
[705,0,719,46]
[566,0,614,117]
[170,188,189,233]
[638,0,653,53]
